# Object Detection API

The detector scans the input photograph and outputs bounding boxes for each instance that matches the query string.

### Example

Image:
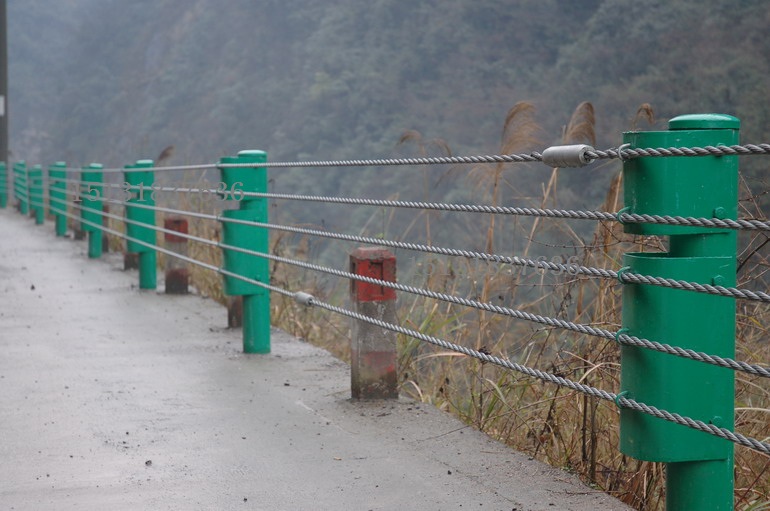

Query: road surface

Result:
[0,208,632,510]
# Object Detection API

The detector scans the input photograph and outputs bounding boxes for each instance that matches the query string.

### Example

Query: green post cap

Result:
[669,114,740,130]
[235,150,267,164]
[54,161,66,167]
[87,163,103,170]
[135,159,154,167]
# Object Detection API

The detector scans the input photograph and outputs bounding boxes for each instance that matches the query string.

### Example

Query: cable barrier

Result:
[5,113,770,510]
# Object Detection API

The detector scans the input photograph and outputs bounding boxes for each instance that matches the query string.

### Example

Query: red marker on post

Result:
[349,247,398,400]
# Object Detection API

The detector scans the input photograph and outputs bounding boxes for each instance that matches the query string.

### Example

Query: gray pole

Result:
[0,0,7,166]
[0,0,7,209]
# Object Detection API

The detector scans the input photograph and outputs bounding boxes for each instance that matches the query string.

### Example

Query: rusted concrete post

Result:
[164,218,189,294]
[101,205,110,252]
[124,252,139,270]
[227,296,243,328]
[349,247,398,400]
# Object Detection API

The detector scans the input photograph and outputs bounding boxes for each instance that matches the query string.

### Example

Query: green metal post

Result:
[218,150,270,354]
[620,114,738,510]
[11,160,15,207]
[124,160,157,289]
[48,162,67,236]
[28,164,44,224]
[0,161,6,208]
[81,163,103,258]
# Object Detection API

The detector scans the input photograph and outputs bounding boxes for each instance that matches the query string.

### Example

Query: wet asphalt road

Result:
[0,208,632,510]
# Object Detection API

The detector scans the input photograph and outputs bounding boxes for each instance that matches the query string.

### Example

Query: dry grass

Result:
[395,104,768,510]
[122,104,769,510]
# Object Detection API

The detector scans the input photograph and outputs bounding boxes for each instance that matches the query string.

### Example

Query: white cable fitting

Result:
[294,292,315,306]
[541,144,595,168]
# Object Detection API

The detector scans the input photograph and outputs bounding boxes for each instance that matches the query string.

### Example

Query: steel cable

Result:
[215,215,770,304]
[304,293,770,455]
[587,143,770,162]
[64,191,770,303]
[38,196,770,455]
[61,176,770,232]
[61,193,770,379]
[50,199,294,299]
[42,188,770,304]
[58,142,770,175]
[239,191,770,231]
[615,396,770,455]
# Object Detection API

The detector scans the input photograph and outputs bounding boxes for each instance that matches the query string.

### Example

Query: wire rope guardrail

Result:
[23,191,770,452]
[54,166,770,232]
[45,197,293,298]
[41,162,770,385]
[237,191,770,232]
[66,140,770,175]
[47,189,770,380]
[302,294,770,457]
[28,191,770,460]
[6,113,770,510]
[19,144,770,350]
[62,177,770,233]
[211,142,770,169]
[55,180,770,305]
[34,188,770,457]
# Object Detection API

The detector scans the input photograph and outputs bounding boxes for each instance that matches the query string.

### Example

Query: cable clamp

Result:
[616,266,632,285]
[616,143,631,162]
[614,391,629,409]
[541,144,595,168]
[616,206,631,225]
[614,328,630,345]
[294,292,315,307]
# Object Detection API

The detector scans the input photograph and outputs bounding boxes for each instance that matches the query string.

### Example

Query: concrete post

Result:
[349,247,398,400]
[102,205,110,252]
[227,296,243,328]
[14,161,27,215]
[124,252,139,270]
[164,217,189,294]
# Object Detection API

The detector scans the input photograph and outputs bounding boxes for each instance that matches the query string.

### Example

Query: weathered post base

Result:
[228,296,243,328]
[350,247,398,400]
[164,218,189,294]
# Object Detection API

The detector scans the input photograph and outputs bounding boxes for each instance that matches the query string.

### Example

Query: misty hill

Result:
[8,0,770,215]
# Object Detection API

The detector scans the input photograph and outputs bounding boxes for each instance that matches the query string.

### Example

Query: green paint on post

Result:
[28,164,44,225]
[218,150,270,354]
[81,163,103,258]
[48,162,67,236]
[620,114,738,510]
[124,160,157,289]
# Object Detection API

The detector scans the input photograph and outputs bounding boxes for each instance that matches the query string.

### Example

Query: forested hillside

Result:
[8,4,770,508]
[8,0,770,212]
[8,0,770,162]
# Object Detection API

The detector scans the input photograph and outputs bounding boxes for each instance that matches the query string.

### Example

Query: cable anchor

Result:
[294,292,315,306]
[541,144,595,168]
